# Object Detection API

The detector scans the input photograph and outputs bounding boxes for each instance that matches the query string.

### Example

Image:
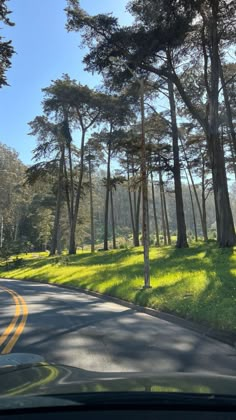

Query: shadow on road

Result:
[0,279,236,376]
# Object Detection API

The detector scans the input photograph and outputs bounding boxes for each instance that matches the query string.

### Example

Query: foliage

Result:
[65,0,236,247]
[0,0,14,87]
[2,0,236,256]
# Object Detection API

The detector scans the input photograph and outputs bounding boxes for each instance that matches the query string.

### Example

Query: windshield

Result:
[0,0,236,406]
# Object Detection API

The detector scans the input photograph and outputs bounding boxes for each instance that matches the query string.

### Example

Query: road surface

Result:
[0,278,236,375]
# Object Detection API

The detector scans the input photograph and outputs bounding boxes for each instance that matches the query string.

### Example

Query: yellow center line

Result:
[0,286,28,354]
[1,292,28,354]
[0,287,21,347]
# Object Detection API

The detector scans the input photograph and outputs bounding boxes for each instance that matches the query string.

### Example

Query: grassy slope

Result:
[1,242,236,333]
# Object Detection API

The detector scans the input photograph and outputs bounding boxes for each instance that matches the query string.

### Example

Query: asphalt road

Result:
[0,278,236,375]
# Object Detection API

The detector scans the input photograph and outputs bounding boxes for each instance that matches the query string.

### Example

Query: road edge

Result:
[5,276,236,349]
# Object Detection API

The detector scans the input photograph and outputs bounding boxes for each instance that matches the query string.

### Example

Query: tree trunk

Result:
[140,78,150,287]
[0,216,3,248]
[219,59,236,157]
[142,29,235,247]
[208,138,235,246]
[69,130,86,254]
[68,218,76,255]
[88,154,95,253]
[207,2,236,247]
[185,168,198,242]
[133,159,141,247]
[68,140,74,224]
[57,224,62,255]
[219,61,236,180]
[104,127,112,251]
[50,146,64,256]
[201,153,208,241]
[134,186,141,247]
[127,162,136,246]
[14,220,18,241]
[110,189,116,249]
[159,168,167,245]
[179,135,208,241]
[63,160,72,228]
[201,181,207,243]
[226,125,236,181]
[151,172,160,247]
[167,52,188,248]
[165,52,235,246]
[162,184,171,245]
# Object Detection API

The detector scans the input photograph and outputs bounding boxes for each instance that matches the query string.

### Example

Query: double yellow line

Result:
[0,286,28,354]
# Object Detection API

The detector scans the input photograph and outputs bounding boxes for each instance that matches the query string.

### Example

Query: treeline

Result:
[64,0,236,248]
[1,0,236,256]
[0,141,235,256]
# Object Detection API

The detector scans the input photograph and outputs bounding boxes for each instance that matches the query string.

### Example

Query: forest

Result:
[1,0,236,266]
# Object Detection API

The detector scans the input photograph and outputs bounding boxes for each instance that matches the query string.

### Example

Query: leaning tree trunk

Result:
[110,188,116,249]
[219,61,236,180]
[151,172,160,247]
[167,53,188,248]
[50,146,65,256]
[219,59,236,157]
[69,130,86,254]
[226,125,236,181]
[207,3,236,247]
[104,130,112,251]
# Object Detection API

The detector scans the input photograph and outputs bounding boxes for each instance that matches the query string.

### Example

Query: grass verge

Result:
[0,242,236,333]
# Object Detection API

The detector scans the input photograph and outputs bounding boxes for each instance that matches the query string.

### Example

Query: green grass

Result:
[1,242,236,333]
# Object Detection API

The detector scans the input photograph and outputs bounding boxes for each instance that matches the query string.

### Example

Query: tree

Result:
[166,63,188,247]
[65,1,188,248]
[66,0,236,247]
[0,0,14,88]
[119,129,142,247]
[150,171,160,246]
[179,128,210,241]
[146,112,178,246]
[85,138,105,252]
[28,116,68,255]
[85,148,95,253]
[0,143,38,254]
[42,75,105,254]
[108,174,125,249]
[91,95,134,251]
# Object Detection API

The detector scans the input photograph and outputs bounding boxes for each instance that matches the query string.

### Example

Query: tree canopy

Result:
[0,0,14,88]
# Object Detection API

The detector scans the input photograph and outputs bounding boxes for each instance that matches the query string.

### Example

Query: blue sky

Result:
[0,0,132,164]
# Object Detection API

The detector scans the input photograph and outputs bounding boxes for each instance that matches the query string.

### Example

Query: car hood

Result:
[0,353,236,409]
